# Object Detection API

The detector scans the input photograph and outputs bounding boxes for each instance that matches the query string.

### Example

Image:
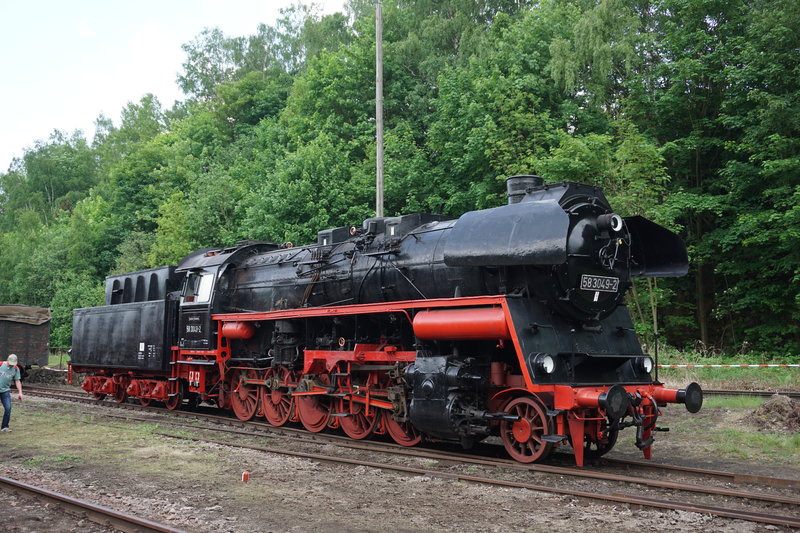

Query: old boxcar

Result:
[0,304,51,367]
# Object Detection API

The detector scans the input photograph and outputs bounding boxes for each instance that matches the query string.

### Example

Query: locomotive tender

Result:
[71,175,702,466]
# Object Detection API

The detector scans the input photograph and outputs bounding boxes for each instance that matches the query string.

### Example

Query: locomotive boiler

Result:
[71,175,702,466]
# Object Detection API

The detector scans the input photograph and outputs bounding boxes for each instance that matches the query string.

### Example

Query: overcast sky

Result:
[0,0,346,172]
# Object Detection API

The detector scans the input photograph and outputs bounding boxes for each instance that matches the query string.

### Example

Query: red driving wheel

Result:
[383,411,421,446]
[261,367,295,426]
[338,398,380,440]
[500,396,553,463]
[230,370,260,421]
[296,374,333,433]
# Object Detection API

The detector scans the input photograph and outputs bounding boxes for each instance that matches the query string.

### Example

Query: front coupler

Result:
[554,382,703,466]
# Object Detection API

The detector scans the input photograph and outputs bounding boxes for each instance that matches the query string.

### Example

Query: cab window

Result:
[182,272,215,305]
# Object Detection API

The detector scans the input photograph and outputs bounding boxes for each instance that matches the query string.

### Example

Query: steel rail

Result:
[158,432,800,529]
[0,475,186,533]
[26,386,800,491]
[150,426,800,506]
[703,389,800,399]
[600,457,799,488]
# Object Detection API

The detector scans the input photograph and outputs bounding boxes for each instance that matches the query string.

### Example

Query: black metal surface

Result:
[72,300,177,371]
[625,216,689,277]
[443,200,569,266]
[105,266,179,305]
[678,382,704,413]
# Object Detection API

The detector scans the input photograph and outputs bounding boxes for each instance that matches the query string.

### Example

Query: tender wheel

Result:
[585,420,619,459]
[139,397,152,407]
[92,393,106,401]
[113,387,127,404]
[231,370,260,421]
[383,411,421,446]
[338,398,379,440]
[165,381,184,410]
[500,396,553,463]
[261,367,294,426]
[296,374,333,433]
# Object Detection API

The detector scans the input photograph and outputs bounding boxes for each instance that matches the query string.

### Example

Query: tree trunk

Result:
[695,263,713,349]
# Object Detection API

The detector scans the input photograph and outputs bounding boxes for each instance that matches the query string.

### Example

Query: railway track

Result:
[24,385,800,528]
[0,475,185,533]
[703,389,800,399]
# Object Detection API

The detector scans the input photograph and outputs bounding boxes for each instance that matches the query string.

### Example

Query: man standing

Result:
[0,354,23,432]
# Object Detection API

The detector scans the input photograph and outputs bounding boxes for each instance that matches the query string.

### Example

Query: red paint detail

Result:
[412,307,510,340]
[568,415,586,467]
[649,387,679,403]
[512,418,532,442]
[302,344,415,374]
[221,322,256,340]
[383,411,421,446]
[187,368,206,392]
[498,303,535,389]
[575,388,605,409]
[554,385,577,410]
[126,381,140,396]
[490,362,507,387]
[213,295,508,322]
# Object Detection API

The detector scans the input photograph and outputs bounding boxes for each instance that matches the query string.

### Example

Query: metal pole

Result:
[375,1,384,218]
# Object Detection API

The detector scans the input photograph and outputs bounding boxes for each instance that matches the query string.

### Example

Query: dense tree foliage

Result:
[0,0,797,356]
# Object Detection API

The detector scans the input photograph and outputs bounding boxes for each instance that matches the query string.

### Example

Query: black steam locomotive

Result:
[71,175,702,466]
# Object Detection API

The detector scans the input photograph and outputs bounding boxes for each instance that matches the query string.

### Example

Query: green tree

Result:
[428,4,586,214]
[0,130,97,226]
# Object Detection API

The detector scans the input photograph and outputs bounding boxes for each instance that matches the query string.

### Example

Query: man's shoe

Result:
[0,427,10,432]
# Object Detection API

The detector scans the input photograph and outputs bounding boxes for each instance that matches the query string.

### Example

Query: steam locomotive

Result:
[71,175,702,466]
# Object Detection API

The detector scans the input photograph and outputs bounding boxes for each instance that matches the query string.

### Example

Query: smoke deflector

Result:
[625,216,689,277]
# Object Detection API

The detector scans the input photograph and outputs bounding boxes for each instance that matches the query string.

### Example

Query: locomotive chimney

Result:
[506,175,543,204]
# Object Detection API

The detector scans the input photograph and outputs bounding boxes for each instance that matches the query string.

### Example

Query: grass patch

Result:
[711,428,800,462]
[23,454,83,468]
[701,396,766,409]
[656,348,800,390]
[46,352,70,369]
[3,404,230,483]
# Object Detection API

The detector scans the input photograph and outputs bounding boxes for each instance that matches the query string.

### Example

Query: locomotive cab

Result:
[175,241,282,352]
[178,268,217,350]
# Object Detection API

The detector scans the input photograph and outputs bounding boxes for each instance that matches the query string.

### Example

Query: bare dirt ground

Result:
[0,385,797,533]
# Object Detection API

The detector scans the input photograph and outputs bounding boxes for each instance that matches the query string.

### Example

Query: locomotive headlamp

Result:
[636,356,655,374]
[597,213,624,233]
[534,354,556,374]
